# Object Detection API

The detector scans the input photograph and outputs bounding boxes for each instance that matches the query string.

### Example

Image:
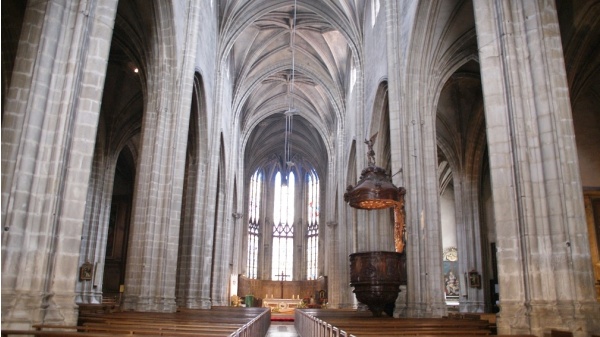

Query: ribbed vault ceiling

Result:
[225,1,363,176]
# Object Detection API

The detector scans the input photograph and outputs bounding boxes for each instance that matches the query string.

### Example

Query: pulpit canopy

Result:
[343,133,407,253]
[344,165,404,210]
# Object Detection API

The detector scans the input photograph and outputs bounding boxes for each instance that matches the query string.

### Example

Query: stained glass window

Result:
[272,171,294,281]
[247,170,262,279]
[306,170,319,280]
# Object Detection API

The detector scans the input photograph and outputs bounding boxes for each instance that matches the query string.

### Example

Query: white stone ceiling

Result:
[222,0,366,175]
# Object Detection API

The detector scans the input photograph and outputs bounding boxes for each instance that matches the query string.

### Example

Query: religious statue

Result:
[365,132,378,167]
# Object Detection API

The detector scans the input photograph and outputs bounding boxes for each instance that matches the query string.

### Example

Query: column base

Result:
[497,300,600,337]
[121,295,177,312]
[1,291,78,329]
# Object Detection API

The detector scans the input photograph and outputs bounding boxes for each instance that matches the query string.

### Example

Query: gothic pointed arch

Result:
[436,58,488,311]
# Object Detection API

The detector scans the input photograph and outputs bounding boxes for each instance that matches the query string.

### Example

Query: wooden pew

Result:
[1,331,136,337]
[296,309,494,337]
[444,312,497,334]
[79,309,267,336]
[77,303,118,315]
[4,306,270,337]
[81,322,239,335]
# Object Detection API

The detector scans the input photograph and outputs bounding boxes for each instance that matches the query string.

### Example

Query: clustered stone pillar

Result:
[121,2,200,312]
[474,1,599,335]
[1,0,118,329]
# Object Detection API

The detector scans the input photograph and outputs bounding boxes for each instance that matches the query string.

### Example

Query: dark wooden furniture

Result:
[2,306,270,337]
[237,274,327,306]
[350,251,405,317]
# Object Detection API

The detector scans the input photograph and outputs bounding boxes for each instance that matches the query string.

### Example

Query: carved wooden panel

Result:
[237,275,327,302]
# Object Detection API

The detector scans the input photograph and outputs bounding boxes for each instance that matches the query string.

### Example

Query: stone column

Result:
[453,175,487,313]
[386,0,409,318]
[328,141,356,309]
[121,2,199,312]
[341,151,360,309]
[336,193,357,309]
[76,144,117,305]
[210,155,231,306]
[261,173,275,280]
[294,169,306,280]
[1,0,117,328]
[385,0,447,318]
[194,142,220,308]
[474,1,599,335]
[177,147,210,309]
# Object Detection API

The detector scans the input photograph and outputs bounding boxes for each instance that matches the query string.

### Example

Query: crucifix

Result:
[275,271,289,298]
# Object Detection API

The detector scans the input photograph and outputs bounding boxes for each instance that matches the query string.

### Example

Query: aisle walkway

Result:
[266,322,300,337]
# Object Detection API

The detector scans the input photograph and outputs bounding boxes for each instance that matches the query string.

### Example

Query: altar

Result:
[236,274,327,309]
[262,297,303,312]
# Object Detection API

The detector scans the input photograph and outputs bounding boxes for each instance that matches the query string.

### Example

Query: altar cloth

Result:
[262,298,303,311]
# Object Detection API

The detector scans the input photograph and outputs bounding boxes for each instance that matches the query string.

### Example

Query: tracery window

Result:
[246,170,262,279]
[247,167,320,281]
[306,170,319,280]
[272,171,295,281]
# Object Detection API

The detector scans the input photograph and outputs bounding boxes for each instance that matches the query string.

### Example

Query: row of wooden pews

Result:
[295,309,537,337]
[444,312,497,334]
[2,306,270,337]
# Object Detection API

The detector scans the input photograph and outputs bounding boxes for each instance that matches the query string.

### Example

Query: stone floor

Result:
[266,322,300,337]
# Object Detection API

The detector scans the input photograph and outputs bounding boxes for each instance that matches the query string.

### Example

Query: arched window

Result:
[272,171,295,281]
[247,170,262,279]
[306,170,319,280]
[247,167,320,281]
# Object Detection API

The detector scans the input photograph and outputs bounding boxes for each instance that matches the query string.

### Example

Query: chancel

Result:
[1,1,600,337]
[237,275,328,310]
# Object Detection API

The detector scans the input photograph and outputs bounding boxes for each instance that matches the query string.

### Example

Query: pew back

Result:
[2,306,270,337]
[295,309,495,337]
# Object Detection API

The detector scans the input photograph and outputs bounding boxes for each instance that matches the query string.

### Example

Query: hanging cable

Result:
[290,0,297,111]
[284,0,298,173]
